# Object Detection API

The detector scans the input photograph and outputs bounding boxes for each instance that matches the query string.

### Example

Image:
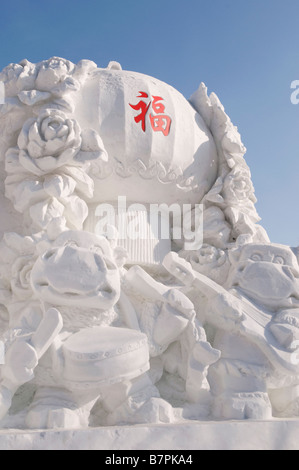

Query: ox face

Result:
[228,244,299,311]
[31,231,125,309]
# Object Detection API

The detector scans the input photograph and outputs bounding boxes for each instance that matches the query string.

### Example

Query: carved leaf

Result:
[61,166,94,199]
[29,197,65,229]
[63,195,88,230]
[9,179,46,212]
[79,128,108,163]
[33,97,74,114]
[43,174,76,198]
[17,90,51,106]
[189,82,213,128]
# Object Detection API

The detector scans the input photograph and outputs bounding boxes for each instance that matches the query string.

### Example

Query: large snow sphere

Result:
[74,66,218,205]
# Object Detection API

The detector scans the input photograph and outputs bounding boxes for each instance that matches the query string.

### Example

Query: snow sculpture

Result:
[0,57,298,430]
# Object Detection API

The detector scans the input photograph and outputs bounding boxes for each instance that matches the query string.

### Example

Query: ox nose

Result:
[282,265,299,281]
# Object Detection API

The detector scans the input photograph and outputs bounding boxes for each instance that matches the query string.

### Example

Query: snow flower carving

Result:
[0,57,77,99]
[185,244,228,269]
[35,57,76,92]
[181,244,230,285]
[221,126,247,167]
[190,82,269,246]
[0,59,37,97]
[0,233,37,304]
[222,166,256,207]
[0,57,81,118]
[4,112,107,233]
[17,109,82,175]
[11,256,36,301]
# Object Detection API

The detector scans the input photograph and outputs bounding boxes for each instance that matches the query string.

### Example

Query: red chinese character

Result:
[129,92,172,136]
[149,96,171,136]
[149,114,172,136]
[129,92,150,132]
[151,96,165,114]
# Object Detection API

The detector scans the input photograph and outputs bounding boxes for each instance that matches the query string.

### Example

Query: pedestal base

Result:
[0,420,298,450]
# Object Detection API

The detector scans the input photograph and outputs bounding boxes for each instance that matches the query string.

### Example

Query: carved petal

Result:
[19,149,44,176]
[63,195,88,230]
[17,118,36,149]
[43,174,76,198]
[29,197,65,229]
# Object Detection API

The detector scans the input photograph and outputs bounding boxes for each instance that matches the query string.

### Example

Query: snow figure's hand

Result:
[2,340,38,385]
[163,288,195,319]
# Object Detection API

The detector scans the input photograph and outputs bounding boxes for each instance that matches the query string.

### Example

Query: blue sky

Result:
[0,0,298,246]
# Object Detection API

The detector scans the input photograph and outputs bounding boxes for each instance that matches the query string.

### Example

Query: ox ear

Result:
[114,246,128,268]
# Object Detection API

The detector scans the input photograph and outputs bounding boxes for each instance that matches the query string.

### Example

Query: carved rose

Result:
[184,244,227,270]
[0,59,37,97]
[221,126,246,163]
[181,244,230,285]
[35,57,75,92]
[17,109,82,175]
[222,167,256,206]
[11,256,36,300]
[0,233,36,304]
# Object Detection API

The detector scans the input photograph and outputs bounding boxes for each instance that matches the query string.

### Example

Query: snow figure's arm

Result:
[270,309,299,351]
[0,307,62,420]
[125,265,194,350]
[182,317,220,404]
[164,251,299,375]
[163,251,244,330]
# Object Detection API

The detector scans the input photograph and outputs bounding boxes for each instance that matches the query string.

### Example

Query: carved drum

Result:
[61,326,150,390]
